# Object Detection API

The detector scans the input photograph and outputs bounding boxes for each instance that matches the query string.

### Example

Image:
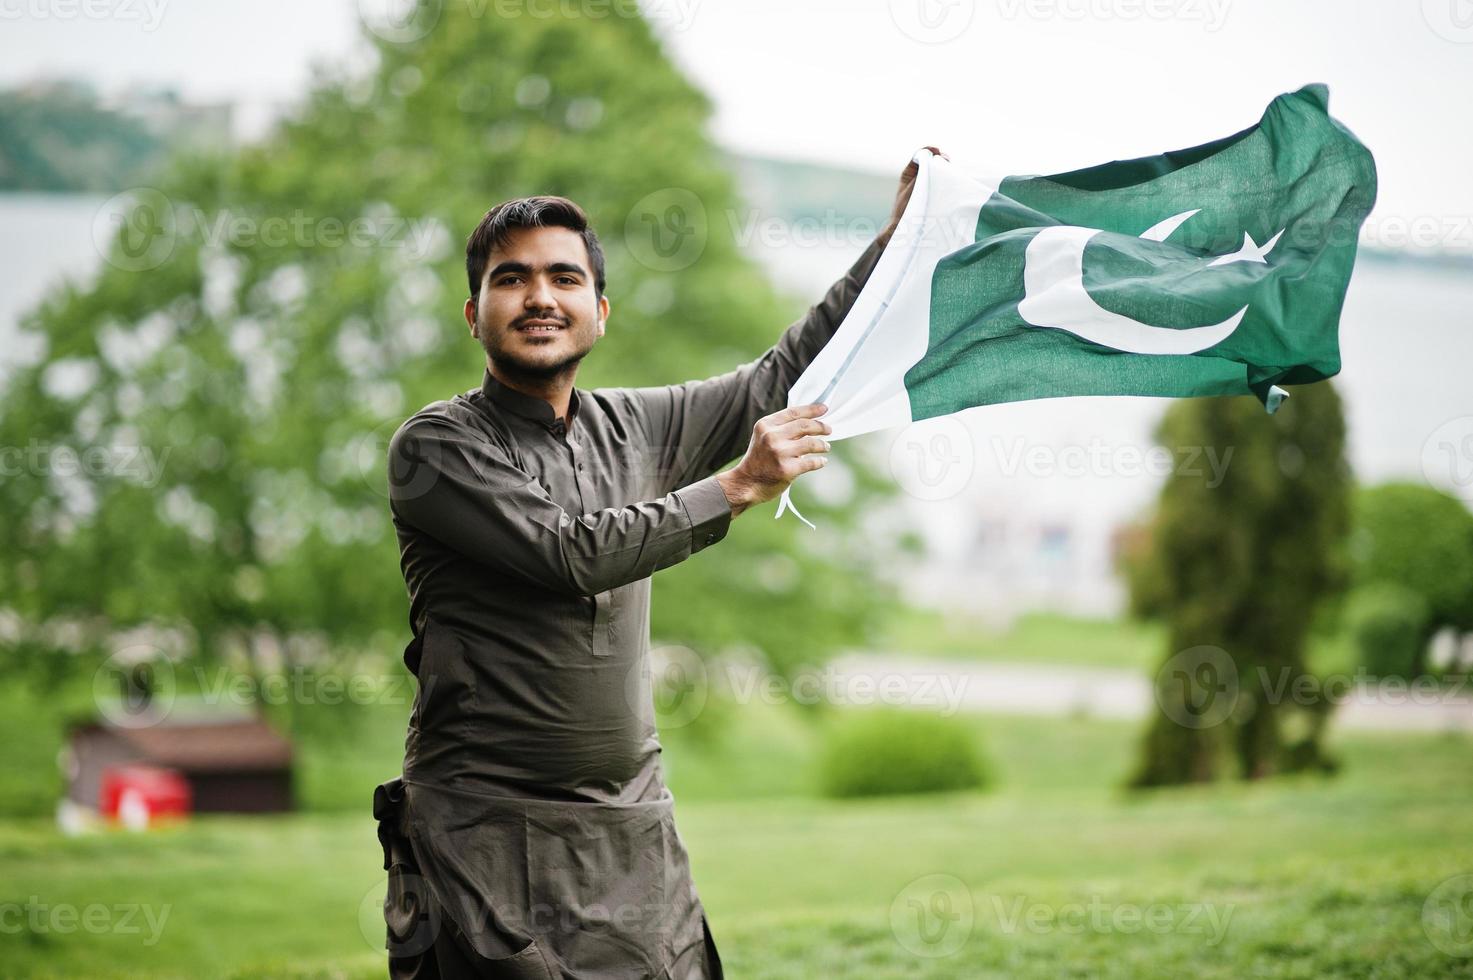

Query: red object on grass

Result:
[99,765,192,828]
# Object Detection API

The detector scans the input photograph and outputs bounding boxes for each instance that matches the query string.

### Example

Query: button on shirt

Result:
[383,234,887,973]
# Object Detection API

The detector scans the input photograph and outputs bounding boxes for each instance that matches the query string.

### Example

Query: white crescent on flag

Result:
[1016,210,1283,356]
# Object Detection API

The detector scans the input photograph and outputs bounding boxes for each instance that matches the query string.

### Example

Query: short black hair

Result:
[465,195,606,302]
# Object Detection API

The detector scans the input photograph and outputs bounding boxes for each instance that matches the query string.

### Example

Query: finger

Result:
[779,432,831,455]
[770,403,828,425]
[772,422,831,450]
[783,453,828,479]
[780,418,832,437]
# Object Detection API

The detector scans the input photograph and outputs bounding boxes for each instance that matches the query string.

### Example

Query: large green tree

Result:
[1129,382,1351,786]
[0,2,900,697]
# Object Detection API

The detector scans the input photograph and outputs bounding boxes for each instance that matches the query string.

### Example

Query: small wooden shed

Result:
[66,716,295,814]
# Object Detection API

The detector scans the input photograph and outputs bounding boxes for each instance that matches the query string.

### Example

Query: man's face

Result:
[464,225,608,380]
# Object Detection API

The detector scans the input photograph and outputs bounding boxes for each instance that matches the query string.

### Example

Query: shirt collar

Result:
[481,367,580,429]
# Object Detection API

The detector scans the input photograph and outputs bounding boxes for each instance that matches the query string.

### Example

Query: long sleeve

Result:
[388,416,733,597]
[626,233,889,493]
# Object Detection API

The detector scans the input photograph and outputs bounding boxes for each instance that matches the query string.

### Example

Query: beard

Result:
[476,310,594,383]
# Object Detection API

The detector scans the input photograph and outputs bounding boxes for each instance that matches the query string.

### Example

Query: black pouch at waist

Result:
[374,776,411,867]
[372,776,440,958]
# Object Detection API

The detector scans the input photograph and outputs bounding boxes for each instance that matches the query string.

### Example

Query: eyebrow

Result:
[486,261,588,282]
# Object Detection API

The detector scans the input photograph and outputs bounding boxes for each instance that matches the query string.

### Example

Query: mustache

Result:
[512,312,570,328]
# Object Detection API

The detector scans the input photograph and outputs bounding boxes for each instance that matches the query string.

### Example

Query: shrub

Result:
[1344,582,1430,678]
[819,708,988,798]
[1352,484,1473,643]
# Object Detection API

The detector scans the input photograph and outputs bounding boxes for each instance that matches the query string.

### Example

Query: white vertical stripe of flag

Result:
[777,148,997,527]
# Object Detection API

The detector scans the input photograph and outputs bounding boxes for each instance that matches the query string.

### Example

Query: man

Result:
[374,147,944,979]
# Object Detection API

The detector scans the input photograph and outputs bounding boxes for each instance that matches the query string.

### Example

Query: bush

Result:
[1344,583,1430,678]
[1352,484,1473,641]
[818,708,988,799]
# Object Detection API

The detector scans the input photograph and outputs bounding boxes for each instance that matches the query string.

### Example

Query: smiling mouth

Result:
[517,320,565,334]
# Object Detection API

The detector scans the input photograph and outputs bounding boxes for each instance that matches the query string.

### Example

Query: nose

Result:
[524,275,557,312]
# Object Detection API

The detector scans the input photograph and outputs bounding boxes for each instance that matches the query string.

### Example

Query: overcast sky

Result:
[2,0,1469,241]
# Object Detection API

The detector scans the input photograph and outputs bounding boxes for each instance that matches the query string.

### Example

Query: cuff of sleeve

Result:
[674,475,734,553]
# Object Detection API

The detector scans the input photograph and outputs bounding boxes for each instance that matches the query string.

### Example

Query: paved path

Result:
[828,653,1473,733]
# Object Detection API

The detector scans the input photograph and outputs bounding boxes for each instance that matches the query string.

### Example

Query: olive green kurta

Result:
[381,233,887,978]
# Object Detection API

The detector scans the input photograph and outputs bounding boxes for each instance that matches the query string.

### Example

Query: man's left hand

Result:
[880,145,949,244]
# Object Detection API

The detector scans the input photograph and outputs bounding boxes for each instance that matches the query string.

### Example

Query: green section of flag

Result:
[903,84,1376,418]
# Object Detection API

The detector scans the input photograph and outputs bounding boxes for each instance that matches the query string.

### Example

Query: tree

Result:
[1129,382,1351,786]
[0,80,169,192]
[1349,482,1473,674]
[0,2,901,701]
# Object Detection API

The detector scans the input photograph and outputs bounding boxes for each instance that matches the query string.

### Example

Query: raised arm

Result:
[628,233,887,493]
[626,147,944,494]
[388,416,733,596]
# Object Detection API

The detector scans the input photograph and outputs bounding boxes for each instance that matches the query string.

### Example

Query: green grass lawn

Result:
[4,703,1471,978]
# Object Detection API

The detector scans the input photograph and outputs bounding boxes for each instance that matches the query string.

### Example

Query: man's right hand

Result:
[715,403,832,518]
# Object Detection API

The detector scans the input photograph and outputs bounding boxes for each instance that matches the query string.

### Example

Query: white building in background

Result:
[107,83,235,153]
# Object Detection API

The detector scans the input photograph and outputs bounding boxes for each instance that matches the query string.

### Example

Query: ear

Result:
[596,294,609,339]
[464,296,478,338]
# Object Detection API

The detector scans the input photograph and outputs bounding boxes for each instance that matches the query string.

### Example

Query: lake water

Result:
[0,192,116,371]
[5,193,1470,616]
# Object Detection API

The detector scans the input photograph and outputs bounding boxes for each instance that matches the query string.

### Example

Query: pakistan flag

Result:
[787,84,1377,445]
